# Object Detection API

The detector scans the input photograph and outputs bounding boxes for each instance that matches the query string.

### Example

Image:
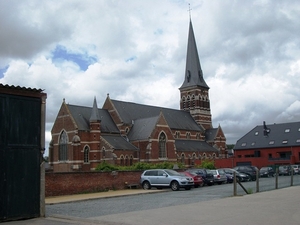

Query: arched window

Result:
[84,146,89,163]
[102,147,106,158]
[187,96,190,108]
[159,133,167,158]
[120,155,124,166]
[130,155,133,165]
[59,131,68,161]
[192,95,195,107]
[125,155,129,166]
[175,131,180,139]
[181,153,185,164]
[186,132,191,139]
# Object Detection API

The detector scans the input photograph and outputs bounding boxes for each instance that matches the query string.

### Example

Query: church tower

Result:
[179,19,212,129]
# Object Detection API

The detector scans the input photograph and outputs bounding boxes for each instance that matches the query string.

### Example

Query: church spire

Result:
[179,18,212,130]
[90,97,101,122]
[180,19,209,90]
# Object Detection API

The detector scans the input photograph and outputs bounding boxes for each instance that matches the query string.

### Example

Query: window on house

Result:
[59,131,68,161]
[159,133,167,158]
[84,146,89,163]
[255,131,259,136]
[282,140,288,144]
[175,131,180,138]
[196,133,200,139]
[296,139,300,143]
[285,128,290,133]
[125,155,129,166]
[241,143,246,147]
[181,153,185,164]
[251,142,255,146]
[269,140,275,145]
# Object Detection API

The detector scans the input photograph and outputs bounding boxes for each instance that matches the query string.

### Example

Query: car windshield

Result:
[165,169,181,176]
[218,170,225,175]
[210,170,217,175]
[260,167,268,171]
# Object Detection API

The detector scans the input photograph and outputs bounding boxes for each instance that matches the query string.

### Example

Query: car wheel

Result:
[142,181,151,190]
[171,181,180,191]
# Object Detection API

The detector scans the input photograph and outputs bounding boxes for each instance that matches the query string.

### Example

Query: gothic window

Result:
[175,131,180,138]
[159,132,167,158]
[125,155,129,166]
[186,132,191,139]
[192,95,195,107]
[59,131,68,161]
[187,96,190,108]
[130,155,133,165]
[196,133,200,139]
[181,153,185,164]
[84,146,89,163]
[182,96,186,109]
[120,155,124,166]
[102,147,106,158]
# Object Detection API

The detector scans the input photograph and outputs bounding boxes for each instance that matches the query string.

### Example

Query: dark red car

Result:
[181,171,204,188]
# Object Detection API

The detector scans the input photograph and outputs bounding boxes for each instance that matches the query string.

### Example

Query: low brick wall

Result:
[45,171,142,197]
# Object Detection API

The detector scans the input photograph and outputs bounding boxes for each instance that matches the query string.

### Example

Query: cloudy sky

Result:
[1,0,300,155]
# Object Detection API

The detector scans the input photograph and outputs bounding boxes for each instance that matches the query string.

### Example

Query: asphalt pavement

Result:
[3,186,300,225]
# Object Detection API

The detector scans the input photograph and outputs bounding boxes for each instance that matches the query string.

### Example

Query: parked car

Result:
[224,173,234,183]
[278,166,292,176]
[181,171,204,188]
[186,168,214,186]
[140,169,194,191]
[210,169,227,185]
[259,167,275,178]
[291,165,300,175]
[219,168,251,182]
[233,166,258,181]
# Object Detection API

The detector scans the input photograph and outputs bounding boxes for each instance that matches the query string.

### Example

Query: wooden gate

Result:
[0,85,46,221]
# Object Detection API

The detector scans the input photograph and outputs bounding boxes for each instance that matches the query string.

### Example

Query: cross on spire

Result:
[188,3,192,19]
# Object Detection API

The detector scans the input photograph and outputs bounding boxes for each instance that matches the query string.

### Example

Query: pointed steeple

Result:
[180,19,209,90]
[90,97,101,122]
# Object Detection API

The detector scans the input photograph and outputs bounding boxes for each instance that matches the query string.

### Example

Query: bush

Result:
[95,161,185,171]
[195,160,215,169]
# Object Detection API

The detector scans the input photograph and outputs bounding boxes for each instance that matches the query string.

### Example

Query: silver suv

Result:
[140,169,194,191]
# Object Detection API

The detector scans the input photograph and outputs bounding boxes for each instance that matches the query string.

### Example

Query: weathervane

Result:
[188,3,192,19]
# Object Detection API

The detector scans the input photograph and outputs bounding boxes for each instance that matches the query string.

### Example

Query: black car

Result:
[186,168,214,186]
[233,166,258,181]
[259,167,275,177]
[219,168,251,182]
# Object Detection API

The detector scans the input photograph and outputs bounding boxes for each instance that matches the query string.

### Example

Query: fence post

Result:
[256,168,259,193]
[275,167,278,189]
[291,165,294,186]
[233,172,237,196]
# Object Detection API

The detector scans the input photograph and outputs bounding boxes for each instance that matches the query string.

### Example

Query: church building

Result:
[48,19,227,172]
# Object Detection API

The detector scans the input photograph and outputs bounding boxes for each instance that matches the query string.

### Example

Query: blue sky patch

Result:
[52,45,97,71]
[0,66,8,79]
[125,56,137,62]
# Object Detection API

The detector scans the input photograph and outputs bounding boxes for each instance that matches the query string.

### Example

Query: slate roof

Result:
[180,19,209,90]
[205,128,218,142]
[234,121,300,150]
[175,139,219,152]
[111,99,204,132]
[67,104,119,133]
[101,134,138,151]
[127,116,159,141]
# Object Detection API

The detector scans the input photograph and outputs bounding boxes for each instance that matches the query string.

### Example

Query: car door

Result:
[156,170,170,186]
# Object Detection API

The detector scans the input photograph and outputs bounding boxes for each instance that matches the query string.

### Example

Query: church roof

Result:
[234,121,300,150]
[180,19,209,90]
[205,128,218,142]
[110,99,204,132]
[101,134,139,151]
[175,139,219,152]
[127,116,159,141]
[67,104,119,133]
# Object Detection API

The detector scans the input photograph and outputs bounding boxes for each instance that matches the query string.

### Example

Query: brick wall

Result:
[45,170,142,197]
